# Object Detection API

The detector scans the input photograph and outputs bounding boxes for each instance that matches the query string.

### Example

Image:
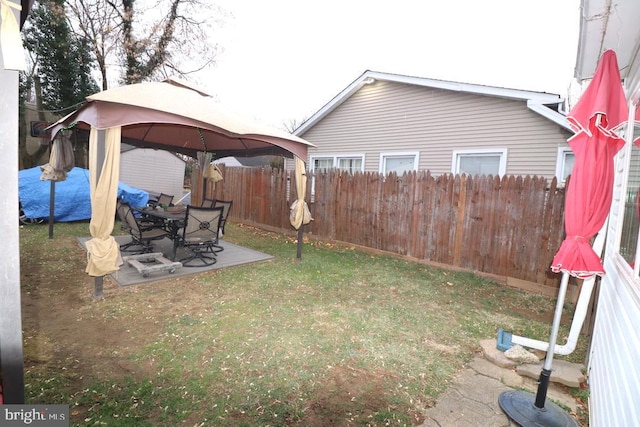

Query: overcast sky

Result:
[196,0,582,129]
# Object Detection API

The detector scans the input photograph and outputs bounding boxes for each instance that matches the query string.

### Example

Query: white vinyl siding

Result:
[589,102,640,426]
[120,148,186,198]
[300,80,573,181]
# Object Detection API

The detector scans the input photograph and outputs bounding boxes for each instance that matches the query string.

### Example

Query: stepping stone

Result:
[479,338,517,368]
[516,359,586,388]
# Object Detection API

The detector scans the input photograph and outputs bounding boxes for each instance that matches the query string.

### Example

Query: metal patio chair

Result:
[201,197,215,208]
[118,201,170,254]
[208,199,232,253]
[179,205,224,267]
[148,192,174,209]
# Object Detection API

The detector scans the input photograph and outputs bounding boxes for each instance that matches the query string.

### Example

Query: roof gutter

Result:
[527,101,572,132]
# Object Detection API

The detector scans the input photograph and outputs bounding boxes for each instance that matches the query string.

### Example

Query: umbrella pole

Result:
[535,271,570,406]
[498,272,578,427]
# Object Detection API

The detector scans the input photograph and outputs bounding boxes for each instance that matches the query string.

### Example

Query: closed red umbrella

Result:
[551,49,628,278]
[500,49,628,426]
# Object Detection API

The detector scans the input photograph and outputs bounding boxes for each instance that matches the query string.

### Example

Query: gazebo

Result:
[49,78,314,296]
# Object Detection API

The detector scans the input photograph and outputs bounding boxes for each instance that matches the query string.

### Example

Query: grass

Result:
[19,221,588,426]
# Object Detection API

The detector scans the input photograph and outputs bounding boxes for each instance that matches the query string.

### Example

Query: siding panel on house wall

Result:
[301,81,572,180]
[120,148,186,198]
[589,257,640,427]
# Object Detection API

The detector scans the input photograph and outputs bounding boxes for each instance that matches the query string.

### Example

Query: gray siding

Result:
[120,148,186,198]
[300,80,572,180]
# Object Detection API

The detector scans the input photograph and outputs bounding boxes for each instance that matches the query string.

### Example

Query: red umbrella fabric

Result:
[550,50,628,278]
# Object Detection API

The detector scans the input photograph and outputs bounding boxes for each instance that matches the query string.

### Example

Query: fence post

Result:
[453,174,467,266]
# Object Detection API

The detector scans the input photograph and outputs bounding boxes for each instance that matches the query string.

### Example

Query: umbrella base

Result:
[498,390,578,427]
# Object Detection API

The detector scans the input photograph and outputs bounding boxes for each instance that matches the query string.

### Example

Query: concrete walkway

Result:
[419,339,584,427]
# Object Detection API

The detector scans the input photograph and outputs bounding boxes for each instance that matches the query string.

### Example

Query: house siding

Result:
[588,135,640,427]
[120,148,186,198]
[300,80,572,180]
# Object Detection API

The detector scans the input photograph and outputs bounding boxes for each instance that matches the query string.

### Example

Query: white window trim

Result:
[451,148,507,176]
[309,154,365,173]
[309,154,365,197]
[555,147,574,183]
[379,151,420,175]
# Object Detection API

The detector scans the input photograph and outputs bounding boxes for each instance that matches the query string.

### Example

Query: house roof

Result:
[294,70,571,135]
[575,0,640,103]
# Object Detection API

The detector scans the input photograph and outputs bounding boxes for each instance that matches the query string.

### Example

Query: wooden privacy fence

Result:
[203,167,567,289]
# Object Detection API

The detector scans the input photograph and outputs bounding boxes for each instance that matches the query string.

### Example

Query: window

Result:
[313,157,333,173]
[309,155,364,174]
[452,149,507,176]
[309,154,365,196]
[620,142,640,268]
[337,157,363,174]
[556,147,575,183]
[380,152,419,175]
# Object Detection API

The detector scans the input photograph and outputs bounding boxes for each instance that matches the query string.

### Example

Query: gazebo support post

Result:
[296,226,304,260]
[94,276,104,300]
[92,129,106,300]
[48,180,55,239]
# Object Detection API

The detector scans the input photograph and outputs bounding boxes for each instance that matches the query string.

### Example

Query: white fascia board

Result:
[527,101,573,132]
[365,70,563,104]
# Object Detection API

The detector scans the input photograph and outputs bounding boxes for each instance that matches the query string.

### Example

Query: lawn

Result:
[19,221,587,426]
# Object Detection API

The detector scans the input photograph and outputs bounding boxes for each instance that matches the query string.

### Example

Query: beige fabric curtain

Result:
[289,156,312,229]
[85,127,123,276]
[40,134,75,182]
[0,0,27,71]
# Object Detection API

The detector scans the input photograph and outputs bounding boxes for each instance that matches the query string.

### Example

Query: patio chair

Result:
[201,197,215,208]
[213,199,233,237]
[117,198,158,232]
[118,201,170,253]
[179,205,224,267]
[148,192,174,209]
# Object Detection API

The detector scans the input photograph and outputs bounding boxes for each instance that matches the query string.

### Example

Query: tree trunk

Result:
[19,77,50,169]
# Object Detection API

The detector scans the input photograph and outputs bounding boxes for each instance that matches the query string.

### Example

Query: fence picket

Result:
[209,167,566,289]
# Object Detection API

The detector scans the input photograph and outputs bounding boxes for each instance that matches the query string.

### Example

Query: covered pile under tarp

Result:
[19,166,149,222]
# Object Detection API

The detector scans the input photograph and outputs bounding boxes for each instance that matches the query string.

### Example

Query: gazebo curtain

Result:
[290,156,312,230]
[85,127,123,276]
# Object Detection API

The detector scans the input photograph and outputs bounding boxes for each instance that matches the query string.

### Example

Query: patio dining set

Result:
[116,193,233,275]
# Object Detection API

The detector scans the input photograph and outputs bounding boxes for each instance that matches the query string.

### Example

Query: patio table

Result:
[134,206,186,260]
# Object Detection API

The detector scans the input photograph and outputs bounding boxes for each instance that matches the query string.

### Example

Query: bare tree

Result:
[65,0,226,88]
[65,0,120,90]
[283,117,308,134]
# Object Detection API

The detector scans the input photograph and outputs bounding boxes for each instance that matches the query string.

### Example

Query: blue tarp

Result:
[19,166,149,222]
